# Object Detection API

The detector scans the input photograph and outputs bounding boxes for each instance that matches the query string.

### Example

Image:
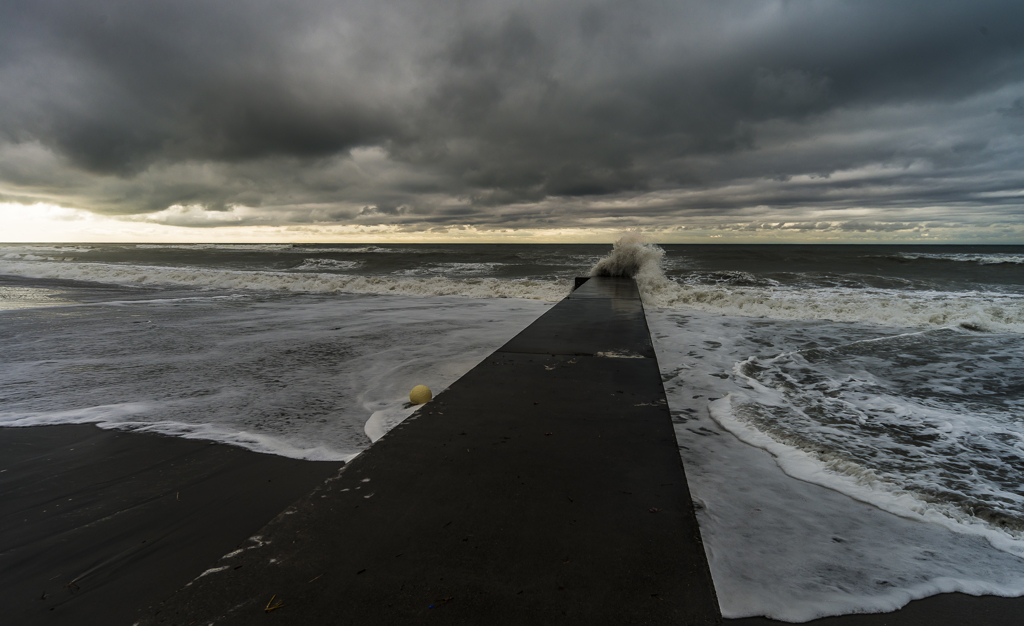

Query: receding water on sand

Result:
[0,289,550,460]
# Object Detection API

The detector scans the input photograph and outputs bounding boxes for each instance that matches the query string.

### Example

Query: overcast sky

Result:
[2,0,1023,242]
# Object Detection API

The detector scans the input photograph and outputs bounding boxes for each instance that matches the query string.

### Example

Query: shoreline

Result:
[727,592,1024,625]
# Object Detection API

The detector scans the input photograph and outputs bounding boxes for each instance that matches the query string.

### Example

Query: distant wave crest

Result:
[292,258,360,271]
[0,259,568,301]
[4,248,1022,331]
[888,252,1024,265]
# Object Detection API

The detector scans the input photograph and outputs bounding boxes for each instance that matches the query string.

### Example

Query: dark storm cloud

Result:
[1,0,1023,231]
[0,0,401,173]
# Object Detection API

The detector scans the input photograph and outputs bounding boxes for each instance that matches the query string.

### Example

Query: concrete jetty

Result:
[142,276,722,625]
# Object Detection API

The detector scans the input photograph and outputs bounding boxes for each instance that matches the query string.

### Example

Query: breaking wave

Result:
[392,262,508,277]
[134,243,297,252]
[889,252,1024,265]
[0,245,94,255]
[292,258,361,271]
[589,232,665,283]
[588,236,1024,333]
[5,240,1023,332]
[646,283,1024,333]
[0,259,568,301]
[679,271,781,288]
[131,243,429,254]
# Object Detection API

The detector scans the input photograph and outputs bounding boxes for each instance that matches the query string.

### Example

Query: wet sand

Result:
[0,424,343,625]
[727,592,1024,626]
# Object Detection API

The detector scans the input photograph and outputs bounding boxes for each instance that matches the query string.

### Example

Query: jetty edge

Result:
[143,275,722,625]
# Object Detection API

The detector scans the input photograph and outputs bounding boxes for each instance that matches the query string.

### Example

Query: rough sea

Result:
[2,240,1023,621]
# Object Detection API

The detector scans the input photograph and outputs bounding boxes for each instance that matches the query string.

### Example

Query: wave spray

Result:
[588,233,669,297]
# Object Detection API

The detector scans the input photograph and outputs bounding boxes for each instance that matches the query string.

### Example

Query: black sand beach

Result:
[728,593,1024,626]
[0,424,343,625]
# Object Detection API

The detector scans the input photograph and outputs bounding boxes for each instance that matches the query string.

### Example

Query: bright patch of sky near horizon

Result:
[3,202,1019,244]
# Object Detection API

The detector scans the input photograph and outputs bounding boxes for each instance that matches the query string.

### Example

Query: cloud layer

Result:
[1,0,1023,238]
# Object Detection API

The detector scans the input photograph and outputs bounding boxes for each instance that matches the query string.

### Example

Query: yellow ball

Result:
[409,384,432,404]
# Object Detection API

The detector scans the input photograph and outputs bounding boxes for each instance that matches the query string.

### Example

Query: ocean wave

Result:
[2,253,53,261]
[589,236,1024,332]
[0,259,569,301]
[297,245,451,254]
[134,243,297,252]
[130,243,428,254]
[515,252,603,267]
[887,252,1024,265]
[292,258,361,271]
[392,262,507,277]
[644,281,1024,332]
[2,249,83,262]
[589,232,666,280]
[726,327,1024,544]
[0,245,94,255]
[712,384,1024,558]
[678,270,781,288]
[662,255,700,271]
[649,310,1024,621]
[333,245,422,254]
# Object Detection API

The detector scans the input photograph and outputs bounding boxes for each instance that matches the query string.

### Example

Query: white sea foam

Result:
[719,327,1024,551]
[588,235,1024,332]
[292,245,433,254]
[131,243,427,254]
[393,262,507,277]
[678,270,781,288]
[589,232,665,282]
[0,245,94,255]
[647,309,1024,621]
[710,393,1024,556]
[646,282,1024,332]
[0,285,77,310]
[1,252,74,262]
[895,252,1024,265]
[0,259,568,301]
[0,404,354,461]
[293,258,360,271]
[134,243,297,252]
[0,293,551,461]
[331,245,432,254]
